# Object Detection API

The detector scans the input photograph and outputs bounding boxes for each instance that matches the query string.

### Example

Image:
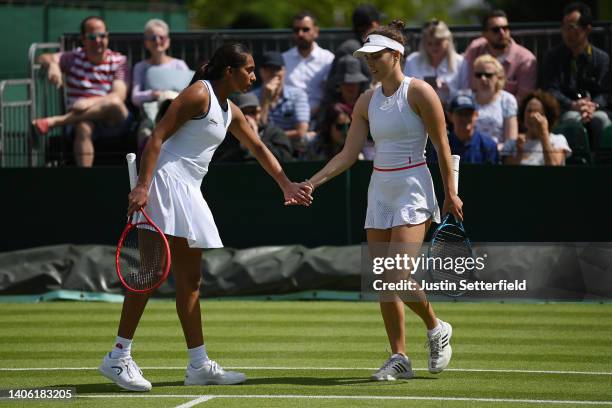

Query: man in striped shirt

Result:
[253,51,310,157]
[33,16,130,167]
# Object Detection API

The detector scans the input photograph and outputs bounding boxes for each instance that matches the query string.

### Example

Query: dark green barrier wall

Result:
[2,162,611,252]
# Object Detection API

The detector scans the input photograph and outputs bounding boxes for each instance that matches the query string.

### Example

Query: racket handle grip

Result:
[126,153,139,224]
[126,153,138,190]
[451,154,460,193]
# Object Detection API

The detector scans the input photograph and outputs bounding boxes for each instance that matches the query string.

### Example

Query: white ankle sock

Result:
[188,345,209,369]
[427,319,442,338]
[111,336,132,359]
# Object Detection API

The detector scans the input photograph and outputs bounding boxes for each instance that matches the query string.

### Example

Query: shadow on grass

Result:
[161,376,436,387]
[50,376,436,394]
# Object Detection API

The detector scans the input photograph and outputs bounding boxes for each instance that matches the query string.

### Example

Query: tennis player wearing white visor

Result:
[303,20,463,380]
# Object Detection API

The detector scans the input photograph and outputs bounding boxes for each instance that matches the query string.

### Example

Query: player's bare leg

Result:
[169,236,246,385]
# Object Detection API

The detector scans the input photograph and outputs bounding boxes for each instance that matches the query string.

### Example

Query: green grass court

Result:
[0,301,611,407]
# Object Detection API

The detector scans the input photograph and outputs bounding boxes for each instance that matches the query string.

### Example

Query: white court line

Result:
[77,394,612,405]
[173,395,215,408]
[1,366,611,376]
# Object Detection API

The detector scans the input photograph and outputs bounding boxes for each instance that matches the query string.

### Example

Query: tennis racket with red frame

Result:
[115,153,171,293]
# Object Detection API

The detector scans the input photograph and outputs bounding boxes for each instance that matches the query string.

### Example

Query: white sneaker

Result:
[370,353,414,381]
[98,353,152,392]
[184,360,246,385]
[427,319,453,374]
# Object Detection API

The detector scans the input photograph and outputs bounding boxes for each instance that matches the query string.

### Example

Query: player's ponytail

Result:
[190,43,251,85]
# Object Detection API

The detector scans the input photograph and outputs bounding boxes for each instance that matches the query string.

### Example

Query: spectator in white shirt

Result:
[283,11,335,116]
[403,19,463,105]
[501,90,572,166]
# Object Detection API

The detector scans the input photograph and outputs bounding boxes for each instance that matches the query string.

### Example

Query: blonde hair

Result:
[419,20,460,72]
[144,19,169,35]
[473,54,505,92]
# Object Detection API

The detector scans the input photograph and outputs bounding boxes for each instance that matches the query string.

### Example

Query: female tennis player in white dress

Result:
[98,43,312,392]
[305,20,463,381]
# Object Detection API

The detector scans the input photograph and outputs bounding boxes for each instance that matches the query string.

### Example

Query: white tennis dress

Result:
[144,80,231,248]
[365,76,440,229]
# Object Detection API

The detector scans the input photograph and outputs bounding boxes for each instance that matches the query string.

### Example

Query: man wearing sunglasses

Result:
[458,10,536,103]
[282,11,335,116]
[33,16,129,167]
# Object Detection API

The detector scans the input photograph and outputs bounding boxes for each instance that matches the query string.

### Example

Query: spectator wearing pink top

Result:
[457,10,536,103]
[33,16,129,167]
[131,19,190,151]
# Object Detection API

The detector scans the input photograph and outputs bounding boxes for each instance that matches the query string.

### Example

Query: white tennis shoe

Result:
[427,319,453,373]
[184,360,246,385]
[371,353,414,381]
[99,353,152,392]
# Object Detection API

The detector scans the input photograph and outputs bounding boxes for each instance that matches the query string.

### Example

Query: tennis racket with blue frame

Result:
[427,155,474,297]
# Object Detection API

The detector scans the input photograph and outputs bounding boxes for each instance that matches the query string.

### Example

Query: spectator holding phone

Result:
[403,19,463,105]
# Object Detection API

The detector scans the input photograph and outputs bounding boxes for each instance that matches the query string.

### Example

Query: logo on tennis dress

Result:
[208,118,219,126]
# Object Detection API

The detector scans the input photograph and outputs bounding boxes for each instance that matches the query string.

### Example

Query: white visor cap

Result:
[353,34,405,57]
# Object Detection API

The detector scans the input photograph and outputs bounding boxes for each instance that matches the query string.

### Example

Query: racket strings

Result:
[119,225,167,291]
[428,225,473,284]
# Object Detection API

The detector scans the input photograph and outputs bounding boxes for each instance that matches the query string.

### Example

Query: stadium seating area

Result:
[1,8,612,167]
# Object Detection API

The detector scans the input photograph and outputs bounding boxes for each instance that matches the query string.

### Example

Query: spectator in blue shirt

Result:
[428,95,499,164]
[253,51,310,156]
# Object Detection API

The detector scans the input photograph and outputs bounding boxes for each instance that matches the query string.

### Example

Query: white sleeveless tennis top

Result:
[368,76,427,171]
[364,76,440,228]
[158,80,232,184]
[145,80,232,248]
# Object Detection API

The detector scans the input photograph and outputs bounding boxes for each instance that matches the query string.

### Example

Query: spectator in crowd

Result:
[326,3,381,94]
[254,51,310,156]
[458,10,536,103]
[501,90,572,166]
[404,19,463,105]
[131,19,190,152]
[213,92,294,163]
[304,103,351,161]
[542,2,611,148]
[317,55,369,128]
[283,11,335,115]
[32,16,130,167]
[428,94,499,164]
[471,55,518,146]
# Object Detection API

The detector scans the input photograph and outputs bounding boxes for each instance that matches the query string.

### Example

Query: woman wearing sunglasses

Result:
[132,19,190,151]
[471,54,518,148]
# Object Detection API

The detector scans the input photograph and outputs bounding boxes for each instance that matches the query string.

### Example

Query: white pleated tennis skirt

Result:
[144,167,223,249]
[364,164,441,229]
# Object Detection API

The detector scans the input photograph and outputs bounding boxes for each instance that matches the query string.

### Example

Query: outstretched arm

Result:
[305,90,371,191]
[228,103,312,206]
[409,79,463,221]
[127,82,209,215]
